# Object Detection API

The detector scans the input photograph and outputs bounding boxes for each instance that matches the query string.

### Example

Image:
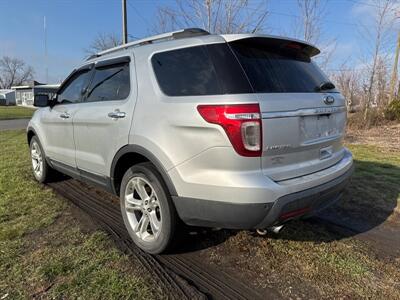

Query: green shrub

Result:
[385,99,400,121]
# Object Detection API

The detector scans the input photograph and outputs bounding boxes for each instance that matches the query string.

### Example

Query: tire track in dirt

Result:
[48,179,268,300]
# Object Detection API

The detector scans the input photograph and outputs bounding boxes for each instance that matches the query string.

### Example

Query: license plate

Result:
[300,114,340,142]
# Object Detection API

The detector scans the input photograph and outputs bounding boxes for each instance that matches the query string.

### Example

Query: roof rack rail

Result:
[90,28,209,59]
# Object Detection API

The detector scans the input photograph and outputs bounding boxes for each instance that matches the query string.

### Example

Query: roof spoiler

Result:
[223,34,321,57]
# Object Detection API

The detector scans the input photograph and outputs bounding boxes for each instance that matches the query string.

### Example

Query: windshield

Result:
[230,39,333,93]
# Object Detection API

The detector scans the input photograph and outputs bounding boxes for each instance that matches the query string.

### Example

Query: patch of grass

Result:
[0,130,162,299]
[0,106,35,120]
[342,144,400,222]
[319,251,369,277]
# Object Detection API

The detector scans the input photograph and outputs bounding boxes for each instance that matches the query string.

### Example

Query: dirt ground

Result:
[346,123,400,151]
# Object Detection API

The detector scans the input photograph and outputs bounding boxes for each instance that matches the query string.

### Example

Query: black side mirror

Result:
[34,94,50,107]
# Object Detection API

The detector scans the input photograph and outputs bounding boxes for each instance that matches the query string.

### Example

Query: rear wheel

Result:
[30,136,54,183]
[120,162,177,254]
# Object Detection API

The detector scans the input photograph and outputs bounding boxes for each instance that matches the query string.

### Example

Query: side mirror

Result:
[34,94,50,107]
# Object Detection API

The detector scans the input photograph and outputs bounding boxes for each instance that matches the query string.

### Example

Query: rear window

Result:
[151,44,252,96]
[230,40,329,93]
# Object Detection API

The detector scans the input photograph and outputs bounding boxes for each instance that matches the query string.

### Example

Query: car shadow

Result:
[171,159,399,253]
[258,159,400,243]
[170,225,238,254]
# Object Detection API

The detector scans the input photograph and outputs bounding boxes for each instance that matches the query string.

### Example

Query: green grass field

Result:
[0,106,35,120]
[0,130,163,299]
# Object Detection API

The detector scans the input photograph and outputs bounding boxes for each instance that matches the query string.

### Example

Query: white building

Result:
[12,81,60,107]
[0,89,16,106]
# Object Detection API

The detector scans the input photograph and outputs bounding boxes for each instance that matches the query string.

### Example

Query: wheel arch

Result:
[27,126,38,146]
[111,145,178,197]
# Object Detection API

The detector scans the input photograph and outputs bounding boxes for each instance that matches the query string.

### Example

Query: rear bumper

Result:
[173,162,354,229]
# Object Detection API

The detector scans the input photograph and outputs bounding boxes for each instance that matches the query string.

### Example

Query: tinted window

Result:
[152,44,252,96]
[58,69,92,104]
[86,63,130,102]
[230,41,329,93]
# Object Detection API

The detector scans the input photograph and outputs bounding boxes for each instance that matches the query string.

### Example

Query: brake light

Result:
[197,104,262,157]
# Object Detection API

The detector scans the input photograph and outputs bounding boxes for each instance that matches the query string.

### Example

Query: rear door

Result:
[230,38,346,181]
[73,55,135,178]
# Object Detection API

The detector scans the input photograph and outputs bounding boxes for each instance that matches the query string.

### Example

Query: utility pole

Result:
[122,0,128,44]
[44,16,48,83]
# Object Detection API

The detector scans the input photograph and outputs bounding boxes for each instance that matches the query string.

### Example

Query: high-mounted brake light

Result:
[197,104,262,157]
[286,42,303,50]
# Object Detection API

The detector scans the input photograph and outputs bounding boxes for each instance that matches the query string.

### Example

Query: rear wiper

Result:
[315,81,335,92]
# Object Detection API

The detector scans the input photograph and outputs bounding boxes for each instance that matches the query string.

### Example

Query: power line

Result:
[244,4,363,28]
[127,0,151,30]
[345,0,399,10]
[267,10,360,27]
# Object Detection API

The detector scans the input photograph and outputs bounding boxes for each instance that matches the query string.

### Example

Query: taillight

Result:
[197,104,262,157]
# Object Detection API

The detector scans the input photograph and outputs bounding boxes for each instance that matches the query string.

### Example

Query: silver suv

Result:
[28,28,353,254]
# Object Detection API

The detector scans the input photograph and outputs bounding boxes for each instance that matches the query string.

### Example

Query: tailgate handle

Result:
[320,146,333,160]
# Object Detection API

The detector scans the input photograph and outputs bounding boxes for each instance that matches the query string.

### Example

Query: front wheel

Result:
[30,136,54,183]
[120,162,177,254]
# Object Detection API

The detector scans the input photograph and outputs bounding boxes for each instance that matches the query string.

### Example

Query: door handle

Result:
[108,111,126,119]
[60,112,70,119]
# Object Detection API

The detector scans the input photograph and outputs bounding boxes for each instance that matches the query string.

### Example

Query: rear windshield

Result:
[151,43,252,96]
[230,40,329,93]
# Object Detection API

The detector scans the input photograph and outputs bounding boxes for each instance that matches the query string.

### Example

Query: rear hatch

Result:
[229,37,346,181]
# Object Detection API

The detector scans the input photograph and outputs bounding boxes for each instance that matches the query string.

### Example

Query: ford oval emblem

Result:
[324,95,335,105]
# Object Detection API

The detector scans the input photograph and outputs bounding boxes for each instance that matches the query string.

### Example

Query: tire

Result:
[120,162,177,254]
[29,136,54,183]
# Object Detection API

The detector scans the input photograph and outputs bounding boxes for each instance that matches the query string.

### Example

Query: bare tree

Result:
[85,32,121,56]
[295,0,325,44]
[331,66,360,112]
[389,30,400,103]
[359,0,396,123]
[0,56,34,89]
[153,0,269,34]
[375,56,390,108]
[293,0,336,71]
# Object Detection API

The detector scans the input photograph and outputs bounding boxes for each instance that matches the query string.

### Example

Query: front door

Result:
[73,55,135,178]
[41,66,93,167]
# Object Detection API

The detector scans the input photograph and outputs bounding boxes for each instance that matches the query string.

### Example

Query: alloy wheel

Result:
[124,177,162,242]
[31,141,43,178]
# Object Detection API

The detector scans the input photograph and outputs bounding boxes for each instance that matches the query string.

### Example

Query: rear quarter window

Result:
[151,44,252,96]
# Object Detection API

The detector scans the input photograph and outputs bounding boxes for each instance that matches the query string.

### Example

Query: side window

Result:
[152,46,220,96]
[58,69,92,104]
[86,63,130,102]
[151,44,252,96]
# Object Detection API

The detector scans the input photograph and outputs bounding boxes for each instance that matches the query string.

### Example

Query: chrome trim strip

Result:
[262,106,346,119]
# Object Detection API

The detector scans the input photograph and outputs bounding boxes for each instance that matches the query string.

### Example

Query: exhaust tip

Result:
[256,225,284,236]
[269,225,284,234]
[256,228,268,236]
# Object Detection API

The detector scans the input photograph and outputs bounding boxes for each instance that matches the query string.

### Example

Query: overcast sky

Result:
[0,0,398,83]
